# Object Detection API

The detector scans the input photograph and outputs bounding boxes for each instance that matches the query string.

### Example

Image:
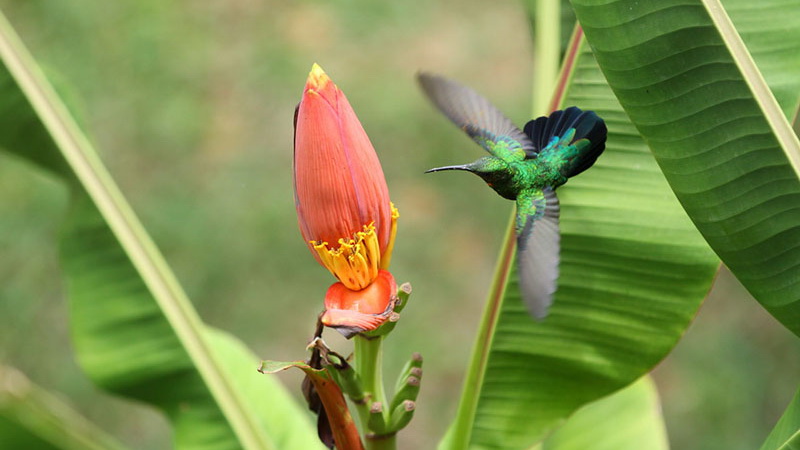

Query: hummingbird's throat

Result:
[312,204,399,290]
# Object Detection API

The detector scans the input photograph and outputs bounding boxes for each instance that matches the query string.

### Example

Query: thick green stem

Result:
[364,434,398,450]
[442,218,516,450]
[354,335,386,407]
[532,0,560,116]
[354,335,395,450]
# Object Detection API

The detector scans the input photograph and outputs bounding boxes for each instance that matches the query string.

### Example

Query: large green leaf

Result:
[61,198,319,449]
[572,0,800,334]
[443,28,719,449]
[0,10,320,450]
[538,376,668,450]
[761,386,800,450]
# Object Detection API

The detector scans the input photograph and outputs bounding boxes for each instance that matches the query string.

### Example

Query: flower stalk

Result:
[355,335,388,414]
[354,335,395,450]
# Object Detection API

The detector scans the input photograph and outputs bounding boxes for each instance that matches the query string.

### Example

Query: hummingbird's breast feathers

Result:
[467,156,516,200]
[483,158,541,200]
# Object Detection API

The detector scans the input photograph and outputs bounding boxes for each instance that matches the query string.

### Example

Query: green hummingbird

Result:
[418,73,607,319]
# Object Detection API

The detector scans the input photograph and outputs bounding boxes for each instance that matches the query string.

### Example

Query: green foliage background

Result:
[0,1,797,448]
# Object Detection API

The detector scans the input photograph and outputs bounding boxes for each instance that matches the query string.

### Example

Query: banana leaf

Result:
[0,365,127,450]
[442,25,718,449]
[0,10,320,450]
[445,0,800,443]
[573,0,800,447]
[537,376,668,450]
[573,0,800,335]
[761,386,800,450]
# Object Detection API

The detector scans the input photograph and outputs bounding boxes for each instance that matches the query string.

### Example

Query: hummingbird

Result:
[418,73,607,319]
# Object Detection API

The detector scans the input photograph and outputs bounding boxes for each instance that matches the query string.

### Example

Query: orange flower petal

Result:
[321,270,396,334]
[319,309,388,333]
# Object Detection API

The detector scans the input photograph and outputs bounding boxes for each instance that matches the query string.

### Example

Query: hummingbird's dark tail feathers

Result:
[523,106,607,179]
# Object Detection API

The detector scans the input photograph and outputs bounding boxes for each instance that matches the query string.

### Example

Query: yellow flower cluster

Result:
[313,205,399,291]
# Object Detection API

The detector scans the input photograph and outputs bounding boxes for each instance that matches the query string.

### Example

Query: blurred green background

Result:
[0,1,797,449]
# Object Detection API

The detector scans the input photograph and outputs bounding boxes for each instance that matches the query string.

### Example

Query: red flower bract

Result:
[293,64,399,334]
[294,64,393,258]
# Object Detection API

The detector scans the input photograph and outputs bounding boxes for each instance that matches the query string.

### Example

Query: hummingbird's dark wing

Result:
[515,187,560,319]
[417,73,536,162]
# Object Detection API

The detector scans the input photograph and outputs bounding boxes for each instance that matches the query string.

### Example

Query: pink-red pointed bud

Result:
[293,63,398,290]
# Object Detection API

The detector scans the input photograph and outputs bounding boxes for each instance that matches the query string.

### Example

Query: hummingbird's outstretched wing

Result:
[515,187,560,319]
[417,73,536,162]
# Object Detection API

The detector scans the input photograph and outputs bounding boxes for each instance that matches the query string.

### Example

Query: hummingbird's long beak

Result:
[425,164,473,174]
